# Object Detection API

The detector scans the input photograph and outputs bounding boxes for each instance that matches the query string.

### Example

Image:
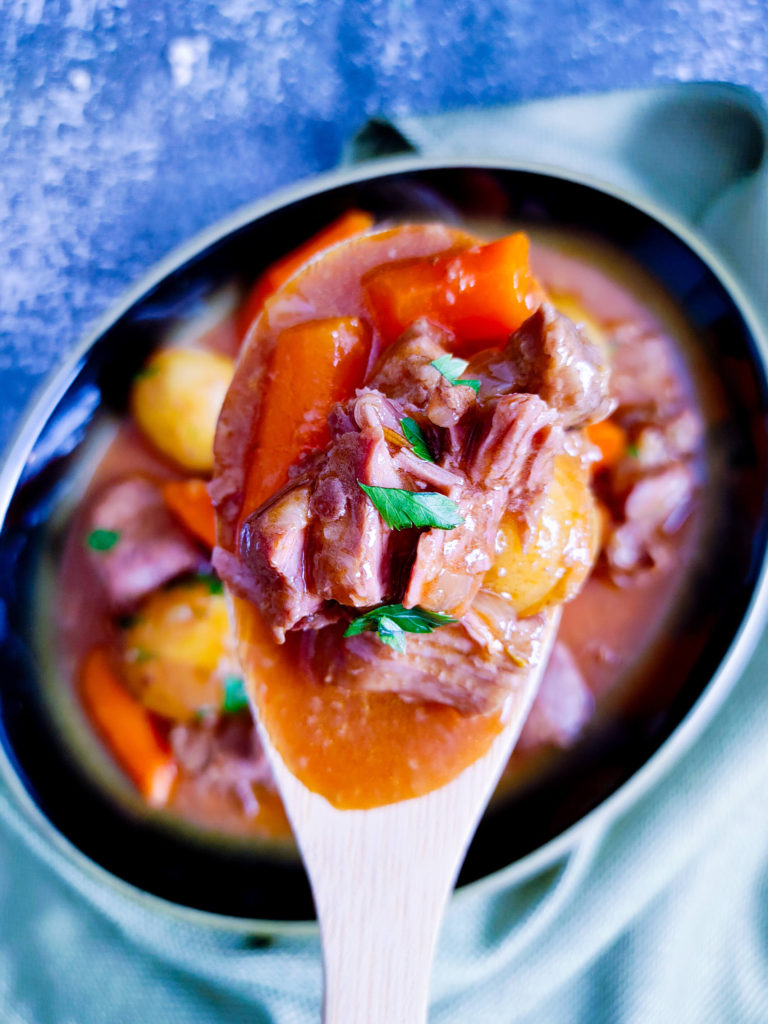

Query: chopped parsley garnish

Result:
[400,417,434,462]
[357,482,463,531]
[626,443,640,458]
[192,573,224,595]
[86,528,120,552]
[222,676,249,714]
[134,364,160,381]
[430,354,481,394]
[344,603,457,652]
[127,647,155,664]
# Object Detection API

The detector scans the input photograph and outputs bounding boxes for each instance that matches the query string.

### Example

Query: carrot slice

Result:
[162,478,216,549]
[237,210,375,339]
[363,232,541,352]
[240,316,371,521]
[80,647,177,807]
[585,419,628,471]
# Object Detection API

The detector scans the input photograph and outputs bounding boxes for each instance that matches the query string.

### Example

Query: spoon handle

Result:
[315,798,472,1024]
[266,685,548,1023]
[257,611,559,1023]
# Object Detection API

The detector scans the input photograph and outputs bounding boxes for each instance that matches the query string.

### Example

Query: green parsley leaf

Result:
[191,573,224,595]
[86,528,120,552]
[357,482,463,531]
[127,647,155,664]
[626,443,640,458]
[400,417,434,462]
[430,354,481,394]
[134,364,160,381]
[222,676,250,714]
[344,603,457,652]
[377,616,407,653]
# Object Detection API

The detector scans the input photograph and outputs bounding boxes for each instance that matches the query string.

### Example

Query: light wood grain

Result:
[250,608,559,1024]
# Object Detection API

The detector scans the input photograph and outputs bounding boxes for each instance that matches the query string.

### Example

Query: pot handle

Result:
[490,819,605,971]
[445,816,606,990]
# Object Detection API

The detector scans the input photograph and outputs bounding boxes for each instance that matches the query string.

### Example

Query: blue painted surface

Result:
[2,0,767,452]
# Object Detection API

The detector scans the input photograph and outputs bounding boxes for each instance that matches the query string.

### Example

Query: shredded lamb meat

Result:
[86,476,204,611]
[595,322,704,579]
[170,715,273,818]
[470,302,615,428]
[518,641,594,749]
[213,305,612,716]
[308,591,549,715]
[224,314,581,642]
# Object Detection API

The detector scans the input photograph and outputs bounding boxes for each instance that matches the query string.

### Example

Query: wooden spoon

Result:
[243,606,560,1024]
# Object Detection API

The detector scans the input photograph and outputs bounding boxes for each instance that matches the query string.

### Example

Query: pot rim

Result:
[2,152,767,937]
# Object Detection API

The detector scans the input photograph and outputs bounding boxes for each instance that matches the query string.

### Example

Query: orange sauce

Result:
[234,598,503,809]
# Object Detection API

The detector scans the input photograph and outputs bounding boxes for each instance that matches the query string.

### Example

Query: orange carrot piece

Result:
[162,478,217,549]
[585,419,629,471]
[363,232,541,353]
[240,317,371,522]
[237,210,375,339]
[80,647,177,807]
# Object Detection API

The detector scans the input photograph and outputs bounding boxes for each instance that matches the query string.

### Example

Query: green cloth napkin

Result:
[2,82,768,1023]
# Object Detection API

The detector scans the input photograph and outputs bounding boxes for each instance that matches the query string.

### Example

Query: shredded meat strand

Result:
[86,476,203,611]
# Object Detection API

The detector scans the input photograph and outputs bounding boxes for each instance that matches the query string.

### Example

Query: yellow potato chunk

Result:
[483,454,599,617]
[131,348,234,472]
[120,579,237,721]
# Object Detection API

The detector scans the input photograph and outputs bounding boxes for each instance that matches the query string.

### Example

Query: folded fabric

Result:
[1,82,767,1024]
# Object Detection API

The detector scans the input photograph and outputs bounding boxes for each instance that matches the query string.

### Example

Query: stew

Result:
[55,212,705,837]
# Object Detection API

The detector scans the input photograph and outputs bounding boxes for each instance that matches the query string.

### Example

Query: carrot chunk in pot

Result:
[363,232,541,352]
[585,419,628,471]
[162,478,217,549]
[80,647,177,807]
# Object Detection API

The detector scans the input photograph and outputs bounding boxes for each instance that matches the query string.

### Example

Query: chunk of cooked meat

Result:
[86,476,203,611]
[611,408,702,484]
[593,321,704,580]
[170,715,274,818]
[319,593,548,715]
[238,482,322,641]
[405,394,559,616]
[309,428,402,609]
[471,303,614,427]
[226,311,576,642]
[403,487,508,617]
[468,393,560,529]
[608,323,690,424]
[518,641,594,749]
[605,462,696,575]
[367,318,476,428]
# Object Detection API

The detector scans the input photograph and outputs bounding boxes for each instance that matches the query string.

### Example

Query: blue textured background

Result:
[2,0,767,453]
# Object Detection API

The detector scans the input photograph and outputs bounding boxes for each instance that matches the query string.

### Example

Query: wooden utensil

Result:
[244,606,560,1024]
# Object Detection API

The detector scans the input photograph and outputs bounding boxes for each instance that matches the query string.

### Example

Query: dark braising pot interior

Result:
[1,164,767,923]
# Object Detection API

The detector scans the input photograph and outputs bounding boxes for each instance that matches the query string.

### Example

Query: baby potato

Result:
[484,454,599,617]
[120,579,237,721]
[131,348,234,472]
